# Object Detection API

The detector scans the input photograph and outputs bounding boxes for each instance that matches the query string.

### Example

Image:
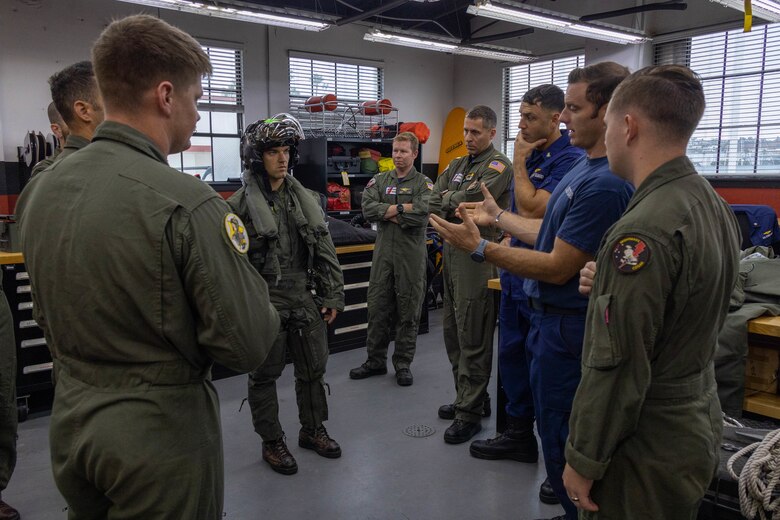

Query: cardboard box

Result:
[745,345,780,394]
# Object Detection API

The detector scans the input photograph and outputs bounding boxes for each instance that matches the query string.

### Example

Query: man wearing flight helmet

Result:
[228,113,345,475]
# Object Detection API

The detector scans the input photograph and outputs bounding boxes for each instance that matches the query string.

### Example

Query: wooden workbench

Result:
[743,315,780,418]
[0,247,375,264]
[0,252,24,265]
[489,277,780,420]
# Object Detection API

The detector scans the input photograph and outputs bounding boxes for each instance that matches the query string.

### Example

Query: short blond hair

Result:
[393,131,419,152]
[92,15,212,111]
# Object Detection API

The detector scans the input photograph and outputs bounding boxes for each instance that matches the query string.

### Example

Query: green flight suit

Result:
[30,134,89,178]
[0,271,16,497]
[229,173,344,442]
[16,121,279,520]
[429,144,512,423]
[362,167,432,371]
[715,248,780,416]
[566,157,740,519]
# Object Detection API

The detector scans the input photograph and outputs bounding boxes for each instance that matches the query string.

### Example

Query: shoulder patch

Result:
[426,181,434,190]
[611,236,650,273]
[366,177,377,188]
[224,213,249,254]
[488,160,506,173]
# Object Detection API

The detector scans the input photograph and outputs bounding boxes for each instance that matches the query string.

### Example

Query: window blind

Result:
[503,55,585,156]
[288,54,383,113]
[655,24,780,176]
[201,45,243,110]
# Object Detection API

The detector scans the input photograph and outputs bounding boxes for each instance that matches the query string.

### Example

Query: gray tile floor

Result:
[4,309,564,519]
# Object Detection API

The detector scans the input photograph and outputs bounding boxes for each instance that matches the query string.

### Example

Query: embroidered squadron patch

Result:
[611,236,650,273]
[488,160,506,173]
[426,182,434,190]
[224,213,249,254]
[366,177,376,188]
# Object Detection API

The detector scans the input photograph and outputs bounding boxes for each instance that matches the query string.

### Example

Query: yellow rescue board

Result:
[437,107,467,176]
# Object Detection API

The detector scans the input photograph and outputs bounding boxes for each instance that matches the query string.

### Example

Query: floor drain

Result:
[403,424,436,438]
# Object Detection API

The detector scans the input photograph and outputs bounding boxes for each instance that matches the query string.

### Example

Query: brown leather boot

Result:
[0,499,20,520]
[262,438,298,475]
[298,426,342,458]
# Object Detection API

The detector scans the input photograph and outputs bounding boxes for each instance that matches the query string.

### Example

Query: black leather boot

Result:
[538,477,560,504]
[262,437,298,475]
[468,415,538,463]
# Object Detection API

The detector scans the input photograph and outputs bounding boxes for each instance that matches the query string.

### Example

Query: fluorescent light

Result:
[467,1,650,45]
[363,30,535,63]
[709,0,780,22]
[115,0,330,31]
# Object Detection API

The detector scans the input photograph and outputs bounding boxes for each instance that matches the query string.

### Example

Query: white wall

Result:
[585,41,654,71]
[452,56,506,147]
[0,0,454,164]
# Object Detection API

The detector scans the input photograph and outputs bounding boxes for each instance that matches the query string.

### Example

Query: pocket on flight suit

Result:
[461,297,488,348]
[290,315,328,382]
[397,192,414,205]
[584,294,622,369]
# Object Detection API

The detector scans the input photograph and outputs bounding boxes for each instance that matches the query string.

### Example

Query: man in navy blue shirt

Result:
[431,61,633,520]
[469,84,583,506]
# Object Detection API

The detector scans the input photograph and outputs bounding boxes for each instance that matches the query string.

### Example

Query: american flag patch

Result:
[488,161,506,173]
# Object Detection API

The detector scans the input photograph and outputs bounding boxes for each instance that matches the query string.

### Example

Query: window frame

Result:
[654,23,780,178]
[287,51,384,132]
[502,54,585,157]
[168,40,244,181]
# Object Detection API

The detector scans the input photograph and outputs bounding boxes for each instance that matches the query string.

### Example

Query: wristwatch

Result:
[470,239,489,263]
[396,204,405,214]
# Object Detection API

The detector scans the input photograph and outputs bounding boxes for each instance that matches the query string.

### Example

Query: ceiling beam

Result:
[580,1,687,22]
[406,0,470,32]
[463,27,534,44]
[335,0,411,26]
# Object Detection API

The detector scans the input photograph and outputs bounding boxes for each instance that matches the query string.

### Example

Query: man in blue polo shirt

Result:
[431,61,633,520]
[469,85,583,506]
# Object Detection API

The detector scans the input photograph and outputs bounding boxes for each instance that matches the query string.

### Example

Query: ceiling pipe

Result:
[335,0,412,26]
[580,1,687,22]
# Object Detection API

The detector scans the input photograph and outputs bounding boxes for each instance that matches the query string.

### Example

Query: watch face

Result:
[470,251,485,263]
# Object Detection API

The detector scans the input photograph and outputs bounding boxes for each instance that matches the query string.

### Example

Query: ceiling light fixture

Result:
[115,0,330,31]
[363,30,535,62]
[467,1,650,45]
[708,0,780,22]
